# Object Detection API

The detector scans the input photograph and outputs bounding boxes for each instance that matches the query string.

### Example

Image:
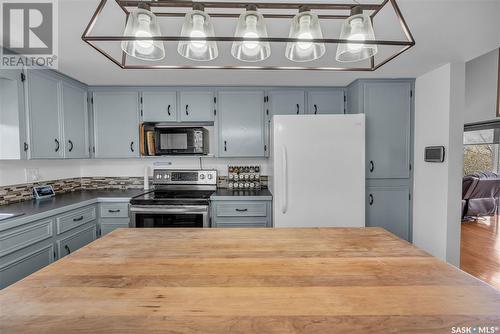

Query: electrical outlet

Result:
[25,168,40,182]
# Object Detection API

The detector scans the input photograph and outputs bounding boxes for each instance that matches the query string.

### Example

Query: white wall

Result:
[465,48,499,124]
[0,157,269,187]
[413,63,465,266]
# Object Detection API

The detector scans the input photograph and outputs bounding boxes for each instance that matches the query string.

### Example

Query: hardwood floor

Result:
[461,215,500,290]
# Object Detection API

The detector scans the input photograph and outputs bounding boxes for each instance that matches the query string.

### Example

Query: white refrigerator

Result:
[269,114,365,228]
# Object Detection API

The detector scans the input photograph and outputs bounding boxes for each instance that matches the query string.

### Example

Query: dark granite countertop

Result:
[210,188,272,201]
[0,189,145,229]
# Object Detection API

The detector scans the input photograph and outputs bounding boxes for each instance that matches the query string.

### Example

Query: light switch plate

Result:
[25,168,40,182]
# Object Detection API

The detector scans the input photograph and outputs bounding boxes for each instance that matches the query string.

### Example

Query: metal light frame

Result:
[82,0,415,71]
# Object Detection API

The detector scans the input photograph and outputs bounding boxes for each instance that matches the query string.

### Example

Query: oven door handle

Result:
[130,206,208,214]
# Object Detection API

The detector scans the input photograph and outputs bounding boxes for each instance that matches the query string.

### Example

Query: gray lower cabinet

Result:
[62,82,89,158]
[179,91,214,122]
[56,224,96,259]
[218,91,266,157]
[97,202,130,236]
[211,200,272,227]
[92,91,140,158]
[366,183,411,241]
[142,91,177,122]
[307,89,345,114]
[268,90,306,115]
[27,70,62,159]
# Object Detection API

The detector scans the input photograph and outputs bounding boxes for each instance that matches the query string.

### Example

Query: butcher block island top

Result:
[1,228,499,333]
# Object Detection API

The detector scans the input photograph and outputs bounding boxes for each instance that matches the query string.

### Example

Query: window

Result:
[463,128,499,175]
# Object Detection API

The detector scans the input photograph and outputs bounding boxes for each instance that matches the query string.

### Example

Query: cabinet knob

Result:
[369,194,374,206]
[54,139,60,152]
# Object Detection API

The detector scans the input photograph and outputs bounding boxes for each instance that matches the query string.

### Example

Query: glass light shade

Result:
[121,5,165,61]
[285,11,325,62]
[335,12,378,62]
[177,10,218,61]
[231,11,271,62]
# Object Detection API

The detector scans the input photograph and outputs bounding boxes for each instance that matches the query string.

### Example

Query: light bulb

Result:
[190,14,207,50]
[347,17,365,52]
[296,15,313,50]
[242,15,259,51]
[134,13,154,54]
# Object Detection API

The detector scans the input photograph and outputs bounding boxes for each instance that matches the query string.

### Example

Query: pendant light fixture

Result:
[178,4,218,61]
[231,4,271,62]
[336,6,377,62]
[121,2,165,61]
[285,6,325,62]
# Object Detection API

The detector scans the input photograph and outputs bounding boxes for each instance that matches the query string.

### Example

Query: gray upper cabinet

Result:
[363,81,411,179]
[366,184,410,241]
[27,71,62,159]
[0,69,27,160]
[62,82,89,158]
[92,91,140,158]
[218,90,265,157]
[142,91,177,122]
[179,91,214,122]
[307,89,345,114]
[268,90,306,115]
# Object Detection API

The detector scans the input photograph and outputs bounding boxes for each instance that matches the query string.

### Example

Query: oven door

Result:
[130,205,209,228]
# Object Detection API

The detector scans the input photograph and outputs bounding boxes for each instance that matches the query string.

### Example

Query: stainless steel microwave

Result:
[155,127,209,155]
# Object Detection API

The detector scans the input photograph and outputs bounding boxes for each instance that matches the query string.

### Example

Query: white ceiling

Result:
[58,0,500,86]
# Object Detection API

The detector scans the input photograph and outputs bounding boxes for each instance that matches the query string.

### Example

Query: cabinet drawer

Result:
[212,218,269,228]
[0,244,54,289]
[0,219,53,257]
[100,203,129,218]
[56,206,96,235]
[215,202,268,217]
[57,225,96,259]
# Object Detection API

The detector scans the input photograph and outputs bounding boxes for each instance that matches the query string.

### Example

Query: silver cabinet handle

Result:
[281,145,288,214]
[55,139,60,152]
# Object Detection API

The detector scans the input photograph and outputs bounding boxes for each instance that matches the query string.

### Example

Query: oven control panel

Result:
[153,169,217,185]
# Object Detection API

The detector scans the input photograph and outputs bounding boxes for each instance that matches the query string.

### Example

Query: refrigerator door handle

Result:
[281,146,288,214]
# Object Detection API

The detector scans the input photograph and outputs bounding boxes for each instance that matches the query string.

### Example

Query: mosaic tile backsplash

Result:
[0,175,268,206]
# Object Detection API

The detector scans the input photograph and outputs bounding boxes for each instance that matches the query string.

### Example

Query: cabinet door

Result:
[218,91,265,157]
[366,185,410,241]
[57,225,96,259]
[0,69,27,159]
[268,90,305,115]
[307,89,345,114]
[93,91,140,158]
[62,82,89,158]
[179,91,214,122]
[27,71,62,158]
[364,81,411,179]
[142,92,177,122]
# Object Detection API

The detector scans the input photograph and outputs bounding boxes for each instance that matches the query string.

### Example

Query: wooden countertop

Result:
[1,228,499,333]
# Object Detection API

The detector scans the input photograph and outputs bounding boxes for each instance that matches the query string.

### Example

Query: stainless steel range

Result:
[129,169,217,228]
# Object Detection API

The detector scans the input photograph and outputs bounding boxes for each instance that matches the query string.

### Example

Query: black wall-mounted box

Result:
[424,146,445,162]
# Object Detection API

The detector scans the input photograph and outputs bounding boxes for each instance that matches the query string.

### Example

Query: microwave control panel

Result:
[153,169,217,185]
